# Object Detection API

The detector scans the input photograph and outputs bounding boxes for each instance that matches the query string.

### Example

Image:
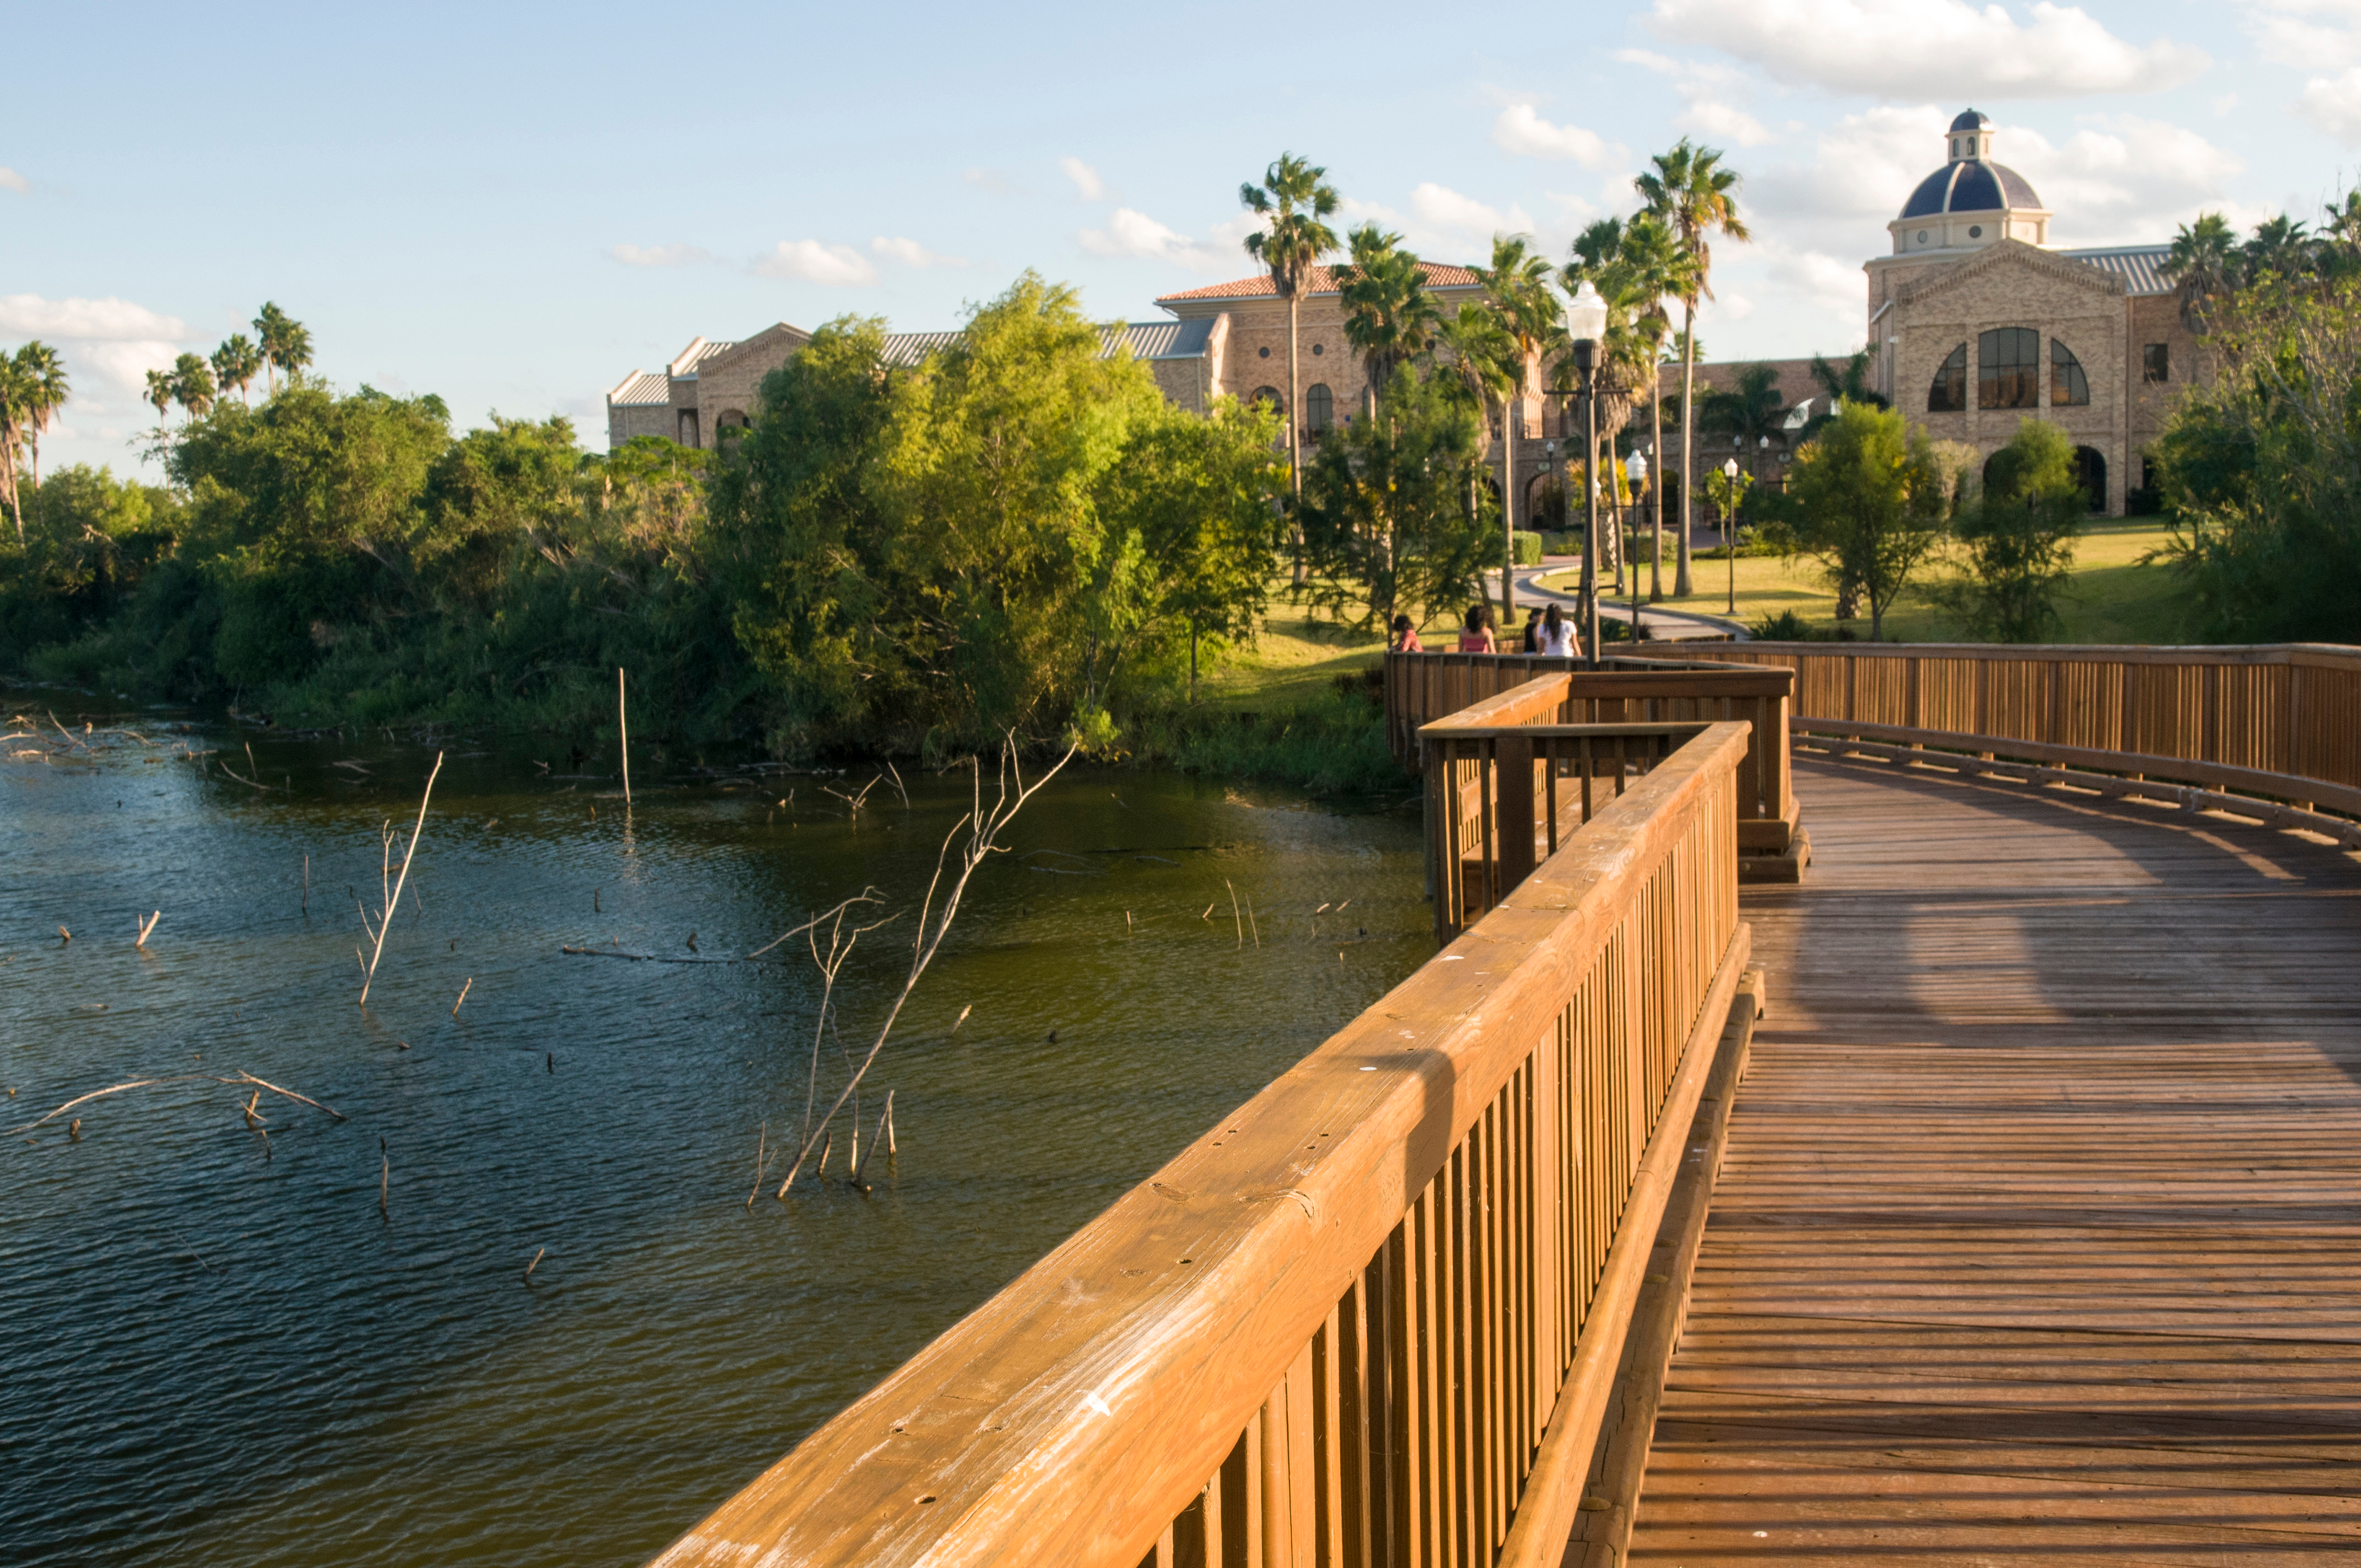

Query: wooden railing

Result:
[1384,653,1797,853]
[1681,641,2361,823]
[650,718,1759,1568]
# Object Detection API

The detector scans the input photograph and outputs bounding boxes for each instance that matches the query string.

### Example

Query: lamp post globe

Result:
[1564,281,1608,667]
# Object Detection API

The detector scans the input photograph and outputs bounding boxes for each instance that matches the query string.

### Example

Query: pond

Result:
[0,695,1429,1567]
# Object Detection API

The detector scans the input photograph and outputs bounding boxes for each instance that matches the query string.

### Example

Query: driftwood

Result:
[361,752,445,1006]
[10,1071,346,1137]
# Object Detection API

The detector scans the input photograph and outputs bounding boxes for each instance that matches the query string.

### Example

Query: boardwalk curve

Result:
[1629,752,2361,1564]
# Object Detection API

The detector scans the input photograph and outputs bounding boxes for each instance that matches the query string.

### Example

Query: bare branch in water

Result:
[361,753,444,1006]
[10,1071,346,1137]
[777,735,1077,1195]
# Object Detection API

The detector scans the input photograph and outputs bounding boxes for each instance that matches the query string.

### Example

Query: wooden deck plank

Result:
[1622,754,2361,1563]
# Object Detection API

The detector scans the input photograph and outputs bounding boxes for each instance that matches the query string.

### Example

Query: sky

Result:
[9,0,2361,478]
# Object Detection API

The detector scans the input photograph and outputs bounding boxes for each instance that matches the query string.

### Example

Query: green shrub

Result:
[1749,609,1816,642]
[1511,530,1546,567]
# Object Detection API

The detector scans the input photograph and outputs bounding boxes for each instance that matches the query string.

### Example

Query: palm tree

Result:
[2242,213,2314,283]
[2163,213,2239,332]
[1697,363,1788,523]
[253,301,312,395]
[211,334,263,406]
[12,341,68,489]
[1240,154,1341,509]
[1566,213,1691,600]
[170,353,217,422]
[144,369,175,429]
[0,357,26,542]
[1798,350,1888,443]
[1434,301,1515,549]
[1637,138,1750,597]
[1333,224,1438,411]
[1472,233,1567,621]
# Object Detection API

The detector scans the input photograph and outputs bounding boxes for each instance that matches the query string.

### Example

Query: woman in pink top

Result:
[1390,614,1424,652]
[1456,603,1497,653]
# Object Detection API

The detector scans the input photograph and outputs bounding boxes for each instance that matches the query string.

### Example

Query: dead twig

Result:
[9,1070,343,1137]
[361,752,444,1006]
[452,977,472,1017]
[1226,880,1243,949]
[525,1247,546,1282]
[617,666,632,807]
[135,910,161,947]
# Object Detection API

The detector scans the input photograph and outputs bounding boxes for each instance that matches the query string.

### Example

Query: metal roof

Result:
[667,338,736,378]
[2058,244,2174,296]
[874,322,1217,370]
[608,370,671,407]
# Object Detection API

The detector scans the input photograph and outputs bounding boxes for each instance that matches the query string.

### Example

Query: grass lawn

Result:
[1190,603,1390,712]
[1535,519,2200,645]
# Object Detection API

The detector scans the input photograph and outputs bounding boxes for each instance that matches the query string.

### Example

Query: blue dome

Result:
[1899,159,2041,219]
[1949,108,1991,133]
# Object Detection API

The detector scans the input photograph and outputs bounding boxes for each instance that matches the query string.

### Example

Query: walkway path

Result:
[1626,750,2361,1563]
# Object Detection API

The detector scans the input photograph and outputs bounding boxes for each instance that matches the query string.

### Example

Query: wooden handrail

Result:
[1689,641,2361,819]
[1386,653,1798,851]
[649,720,1757,1568]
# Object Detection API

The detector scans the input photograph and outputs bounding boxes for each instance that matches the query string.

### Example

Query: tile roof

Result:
[1156,261,1482,304]
[2057,244,2173,296]
[607,370,671,407]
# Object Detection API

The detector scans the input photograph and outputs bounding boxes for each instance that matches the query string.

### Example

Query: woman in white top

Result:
[1537,602,1577,658]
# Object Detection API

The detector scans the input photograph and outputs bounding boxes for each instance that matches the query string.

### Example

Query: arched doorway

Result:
[1527,473,1566,530]
[2073,445,2107,513]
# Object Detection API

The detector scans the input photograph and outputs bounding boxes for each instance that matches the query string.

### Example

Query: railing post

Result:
[1497,733,1536,893]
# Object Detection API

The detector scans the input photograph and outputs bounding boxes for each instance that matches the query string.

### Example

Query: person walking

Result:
[1521,606,1544,653]
[1537,602,1576,657]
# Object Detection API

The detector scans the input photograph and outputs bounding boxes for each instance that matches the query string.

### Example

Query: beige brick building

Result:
[1668,110,2194,518]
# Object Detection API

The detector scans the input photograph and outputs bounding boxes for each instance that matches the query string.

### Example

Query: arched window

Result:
[1928,344,1968,412]
[1304,383,1334,433]
[677,409,701,448]
[2050,340,2089,406]
[1978,327,2039,409]
[2074,445,2107,513]
[1248,385,1283,415]
[716,409,749,439]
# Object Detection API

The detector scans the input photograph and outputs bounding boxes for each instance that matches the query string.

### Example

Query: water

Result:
[0,698,1428,1566]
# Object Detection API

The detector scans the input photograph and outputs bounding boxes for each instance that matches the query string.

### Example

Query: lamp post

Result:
[1625,448,1649,645]
[1720,455,1741,616]
[1563,281,1609,668]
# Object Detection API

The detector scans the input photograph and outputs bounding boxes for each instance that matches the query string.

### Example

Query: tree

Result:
[10,342,68,490]
[1798,349,1890,443]
[0,357,25,542]
[1333,224,1438,407]
[253,301,312,395]
[1697,363,1787,484]
[1297,365,1497,631]
[169,353,217,422]
[1433,301,1515,545]
[1944,418,2085,641]
[211,335,264,406]
[1567,212,1691,600]
[1239,153,1341,511]
[2151,270,2361,642]
[1780,400,1949,641]
[2243,214,2315,283]
[144,370,175,429]
[1637,138,1750,598]
[2164,213,2240,333]
[1471,233,1566,621]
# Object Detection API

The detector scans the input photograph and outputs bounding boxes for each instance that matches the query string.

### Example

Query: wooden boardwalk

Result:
[1628,751,2361,1564]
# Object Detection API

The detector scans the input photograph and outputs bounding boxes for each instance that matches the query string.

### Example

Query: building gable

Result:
[1894,237,2126,312]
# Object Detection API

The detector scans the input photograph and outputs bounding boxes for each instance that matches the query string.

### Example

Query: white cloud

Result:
[1491,104,1623,167]
[1683,98,1775,147]
[1718,291,1758,321]
[1061,156,1110,201]
[1647,0,2210,99]
[1410,182,1536,238]
[751,240,880,286]
[0,168,26,194]
[81,341,183,394]
[2238,0,2361,70]
[1750,105,2245,251]
[963,167,1019,197]
[1618,47,1776,148]
[0,294,188,341]
[608,242,712,268]
[1078,208,1218,269]
[871,236,969,268]
[2298,66,2361,141]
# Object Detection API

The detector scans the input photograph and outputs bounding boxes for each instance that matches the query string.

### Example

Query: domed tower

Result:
[1888,110,2050,255]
